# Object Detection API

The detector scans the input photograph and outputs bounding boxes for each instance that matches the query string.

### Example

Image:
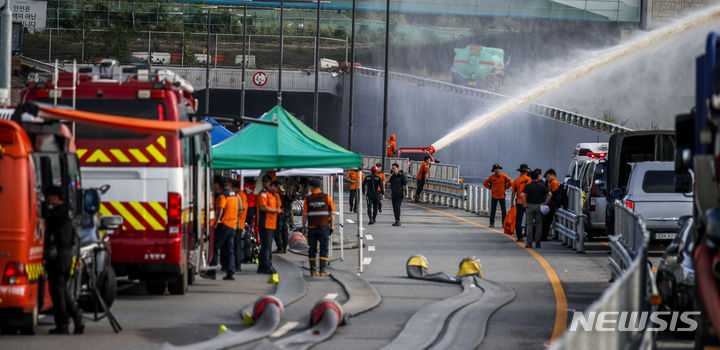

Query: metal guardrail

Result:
[19,56,69,73]
[608,200,650,280]
[551,200,655,350]
[553,185,586,253]
[355,67,633,135]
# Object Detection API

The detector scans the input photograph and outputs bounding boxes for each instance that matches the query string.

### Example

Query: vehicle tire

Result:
[168,272,188,295]
[145,280,167,295]
[18,301,39,335]
[0,325,19,335]
[99,266,117,308]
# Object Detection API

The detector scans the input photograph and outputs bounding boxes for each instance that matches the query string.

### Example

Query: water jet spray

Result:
[429,6,720,152]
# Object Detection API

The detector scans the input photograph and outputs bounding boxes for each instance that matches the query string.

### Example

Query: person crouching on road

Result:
[212,177,238,280]
[389,163,408,226]
[415,155,431,202]
[302,179,336,276]
[44,186,84,335]
[375,163,386,213]
[258,180,283,274]
[232,180,248,272]
[521,169,552,249]
[483,163,512,228]
[511,164,531,242]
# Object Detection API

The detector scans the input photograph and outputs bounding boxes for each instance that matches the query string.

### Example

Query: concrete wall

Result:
[339,74,608,179]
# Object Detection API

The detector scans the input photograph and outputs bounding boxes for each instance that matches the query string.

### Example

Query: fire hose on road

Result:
[380,256,515,350]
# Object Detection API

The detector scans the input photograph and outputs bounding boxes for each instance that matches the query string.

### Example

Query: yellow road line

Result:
[408,202,568,341]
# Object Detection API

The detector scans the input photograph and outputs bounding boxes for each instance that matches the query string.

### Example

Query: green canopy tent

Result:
[212,105,361,170]
[211,105,365,268]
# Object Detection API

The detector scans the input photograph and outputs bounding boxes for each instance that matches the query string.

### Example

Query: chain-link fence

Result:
[21,28,348,70]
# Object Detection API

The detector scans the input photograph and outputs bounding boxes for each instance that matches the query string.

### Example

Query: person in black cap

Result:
[511,164,532,241]
[44,186,84,334]
[483,163,512,228]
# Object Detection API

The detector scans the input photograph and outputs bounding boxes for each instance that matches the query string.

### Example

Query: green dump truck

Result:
[450,45,504,91]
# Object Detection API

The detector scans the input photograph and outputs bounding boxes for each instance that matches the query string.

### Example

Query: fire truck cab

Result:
[0,115,86,334]
[21,60,213,296]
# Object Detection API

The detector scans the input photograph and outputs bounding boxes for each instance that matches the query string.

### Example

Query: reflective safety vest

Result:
[306,192,331,228]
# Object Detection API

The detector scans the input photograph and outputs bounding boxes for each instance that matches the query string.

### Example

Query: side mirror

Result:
[609,188,622,200]
[675,148,693,173]
[100,215,123,230]
[83,189,100,214]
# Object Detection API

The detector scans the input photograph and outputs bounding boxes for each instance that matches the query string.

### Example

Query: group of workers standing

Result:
[483,163,560,249]
[346,162,411,227]
[210,174,295,279]
[211,174,338,278]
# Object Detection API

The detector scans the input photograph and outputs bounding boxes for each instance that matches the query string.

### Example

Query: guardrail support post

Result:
[577,215,586,254]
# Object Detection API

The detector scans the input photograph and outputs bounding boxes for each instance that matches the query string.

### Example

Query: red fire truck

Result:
[21,60,213,295]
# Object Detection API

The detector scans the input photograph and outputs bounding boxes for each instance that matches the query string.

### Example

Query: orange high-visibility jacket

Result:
[483,173,512,199]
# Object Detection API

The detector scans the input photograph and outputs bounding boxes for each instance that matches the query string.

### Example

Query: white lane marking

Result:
[270,321,299,338]
[346,219,355,224]
[325,293,339,300]
[363,257,373,265]
[368,246,376,252]
[365,234,374,240]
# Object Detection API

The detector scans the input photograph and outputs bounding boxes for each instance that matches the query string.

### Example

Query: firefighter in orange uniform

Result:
[415,155,431,202]
[258,180,283,274]
[542,169,559,240]
[301,179,336,276]
[386,134,397,157]
[511,164,531,241]
[346,170,363,213]
[375,162,386,213]
[212,177,239,280]
[483,163,512,228]
[232,179,248,271]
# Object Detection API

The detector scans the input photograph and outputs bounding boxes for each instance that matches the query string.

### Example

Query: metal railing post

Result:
[577,214,585,253]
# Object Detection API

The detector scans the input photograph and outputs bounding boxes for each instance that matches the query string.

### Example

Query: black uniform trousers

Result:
[515,203,525,239]
[258,227,275,273]
[211,224,235,275]
[274,216,289,252]
[47,249,81,328]
[415,178,426,200]
[308,227,331,260]
[391,193,403,221]
[489,198,507,226]
[366,195,380,222]
[349,189,358,212]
